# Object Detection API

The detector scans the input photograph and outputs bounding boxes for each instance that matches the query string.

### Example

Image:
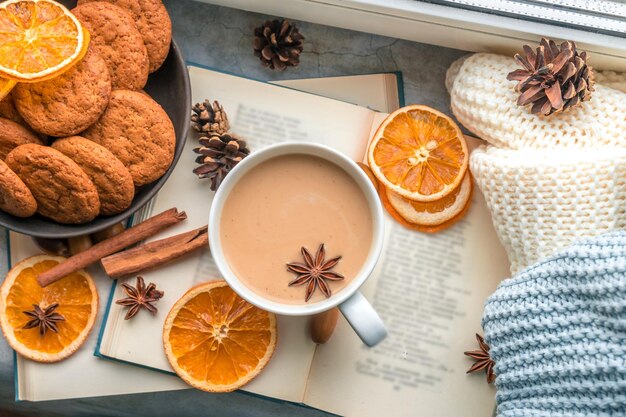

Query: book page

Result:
[304,139,508,416]
[98,65,379,403]
[11,233,187,401]
[367,112,390,152]
[274,73,401,113]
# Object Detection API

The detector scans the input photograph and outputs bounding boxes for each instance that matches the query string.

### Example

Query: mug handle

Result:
[338,291,387,347]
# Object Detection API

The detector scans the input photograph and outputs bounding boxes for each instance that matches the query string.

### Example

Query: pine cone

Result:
[193,133,250,191]
[507,38,594,116]
[253,19,304,71]
[191,100,230,136]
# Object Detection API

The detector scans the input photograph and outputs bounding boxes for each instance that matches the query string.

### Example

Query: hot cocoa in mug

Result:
[209,142,387,346]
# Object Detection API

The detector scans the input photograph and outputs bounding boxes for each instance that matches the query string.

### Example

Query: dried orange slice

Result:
[163,280,277,392]
[0,78,16,101]
[386,172,473,226]
[0,0,89,82]
[0,255,98,362]
[368,105,468,202]
[379,181,472,233]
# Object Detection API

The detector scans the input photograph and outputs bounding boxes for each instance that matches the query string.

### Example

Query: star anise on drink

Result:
[116,276,164,320]
[286,244,344,302]
[22,303,65,336]
[464,333,496,384]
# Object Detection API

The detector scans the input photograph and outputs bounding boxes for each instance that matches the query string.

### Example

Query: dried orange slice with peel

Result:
[0,0,89,82]
[368,105,468,202]
[379,180,473,233]
[386,172,473,226]
[0,77,16,101]
[0,255,98,362]
[359,160,472,232]
[163,280,277,392]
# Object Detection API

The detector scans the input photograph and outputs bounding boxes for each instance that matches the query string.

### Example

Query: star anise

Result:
[22,303,65,336]
[286,244,344,302]
[464,333,496,384]
[116,276,164,320]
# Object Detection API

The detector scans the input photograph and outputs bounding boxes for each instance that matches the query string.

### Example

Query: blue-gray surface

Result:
[0,1,466,415]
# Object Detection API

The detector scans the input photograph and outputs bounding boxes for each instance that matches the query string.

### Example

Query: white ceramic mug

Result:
[208,142,387,347]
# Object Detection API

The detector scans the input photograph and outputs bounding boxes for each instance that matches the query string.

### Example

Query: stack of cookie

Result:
[0,0,176,225]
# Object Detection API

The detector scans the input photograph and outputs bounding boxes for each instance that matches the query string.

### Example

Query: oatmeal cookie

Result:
[0,92,26,125]
[6,144,100,224]
[0,118,44,160]
[0,159,37,218]
[81,90,175,187]
[52,136,134,216]
[13,48,112,137]
[72,2,149,90]
[77,0,171,73]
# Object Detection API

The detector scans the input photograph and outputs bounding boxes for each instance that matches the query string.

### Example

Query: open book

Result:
[95,66,508,416]
[11,69,405,402]
[9,233,188,401]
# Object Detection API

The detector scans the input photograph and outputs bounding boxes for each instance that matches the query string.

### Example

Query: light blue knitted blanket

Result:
[482,232,626,417]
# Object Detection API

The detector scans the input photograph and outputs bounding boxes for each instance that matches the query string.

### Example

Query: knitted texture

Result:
[595,71,626,94]
[447,53,626,273]
[471,145,626,274]
[482,232,626,417]
[447,53,626,150]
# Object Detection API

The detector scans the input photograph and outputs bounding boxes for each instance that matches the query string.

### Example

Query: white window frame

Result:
[195,0,626,71]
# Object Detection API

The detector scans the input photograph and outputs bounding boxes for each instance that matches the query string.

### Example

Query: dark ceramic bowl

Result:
[0,1,191,238]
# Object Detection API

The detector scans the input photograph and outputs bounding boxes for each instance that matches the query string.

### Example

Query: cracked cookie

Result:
[0,159,37,218]
[52,136,134,216]
[77,0,171,73]
[0,92,26,125]
[0,117,44,161]
[81,89,175,187]
[13,48,112,137]
[72,2,149,90]
[6,144,100,224]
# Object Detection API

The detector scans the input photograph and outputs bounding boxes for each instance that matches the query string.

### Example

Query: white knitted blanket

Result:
[447,54,626,274]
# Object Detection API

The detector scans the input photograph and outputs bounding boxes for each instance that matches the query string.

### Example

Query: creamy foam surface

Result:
[220,154,373,304]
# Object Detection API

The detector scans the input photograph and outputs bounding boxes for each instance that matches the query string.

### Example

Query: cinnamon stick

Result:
[37,208,187,287]
[101,225,208,278]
